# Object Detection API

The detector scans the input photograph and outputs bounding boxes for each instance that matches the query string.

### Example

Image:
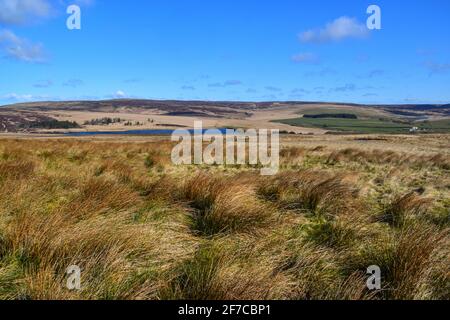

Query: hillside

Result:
[1,99,449,134]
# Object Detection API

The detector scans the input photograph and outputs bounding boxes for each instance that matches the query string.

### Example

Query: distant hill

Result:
[0,99,449,133]
[379,104,450,116]
[2,99,449,115]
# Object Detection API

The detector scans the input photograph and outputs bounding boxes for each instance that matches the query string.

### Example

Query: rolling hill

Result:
[1,99,449,134]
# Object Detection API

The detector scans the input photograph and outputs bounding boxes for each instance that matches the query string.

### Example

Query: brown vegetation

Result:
[0,136,448,300]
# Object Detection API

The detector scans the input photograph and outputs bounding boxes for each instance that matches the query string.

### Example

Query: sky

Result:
[0,0,450,106]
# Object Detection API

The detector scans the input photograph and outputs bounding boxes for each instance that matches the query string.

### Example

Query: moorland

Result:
[0,133,448,300]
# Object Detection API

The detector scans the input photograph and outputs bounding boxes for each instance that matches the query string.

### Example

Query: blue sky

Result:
[0,0,449,105]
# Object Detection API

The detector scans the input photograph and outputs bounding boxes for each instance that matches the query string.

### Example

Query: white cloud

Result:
[0,0,95,26]
[3,93,32,100]
[291,52,319,64]
[0,0,52,25]
[113,90,127,98]
[0,29,47,63]
[3,93,50,101]
[299,17,369,43]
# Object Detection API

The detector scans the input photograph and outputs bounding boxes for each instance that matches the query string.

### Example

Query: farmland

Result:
[275,111,450,134]
[274,117,412,133]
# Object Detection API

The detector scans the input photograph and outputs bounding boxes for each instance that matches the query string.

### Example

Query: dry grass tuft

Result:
[258,170,361,218]
[63,177,141,220]
[0,160,35,180]
[182,174,274,235]
[378,192,434,227]
[347,223,448,299]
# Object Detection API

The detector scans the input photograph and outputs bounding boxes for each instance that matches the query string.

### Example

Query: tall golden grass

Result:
[0,138,448,300]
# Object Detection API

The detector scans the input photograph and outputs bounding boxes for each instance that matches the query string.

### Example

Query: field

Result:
[274,117,412,133]
[274,108,450,134]
[420,119,450,133]
[0,134,448,300]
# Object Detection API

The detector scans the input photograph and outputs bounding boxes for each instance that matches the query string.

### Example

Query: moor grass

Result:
[0,136,448,300]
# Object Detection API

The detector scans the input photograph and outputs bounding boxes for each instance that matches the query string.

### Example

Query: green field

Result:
[274,117,412,133]
[419,119,450,133]
[275,117,450,134]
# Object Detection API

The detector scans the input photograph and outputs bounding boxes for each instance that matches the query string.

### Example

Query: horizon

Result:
[1,0,450,105]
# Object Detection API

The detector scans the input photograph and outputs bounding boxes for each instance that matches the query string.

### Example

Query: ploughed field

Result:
[0,135,449,300]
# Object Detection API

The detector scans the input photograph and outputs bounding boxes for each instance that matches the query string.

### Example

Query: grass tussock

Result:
[378,191,434,227]
[257,170,361,218]
[347,224,449,299]
[182,174,274,235]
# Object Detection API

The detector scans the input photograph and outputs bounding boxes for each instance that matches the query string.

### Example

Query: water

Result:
[64,128,229,136]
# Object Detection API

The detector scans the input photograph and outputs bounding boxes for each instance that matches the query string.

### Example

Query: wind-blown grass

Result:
[0,138,448,300]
